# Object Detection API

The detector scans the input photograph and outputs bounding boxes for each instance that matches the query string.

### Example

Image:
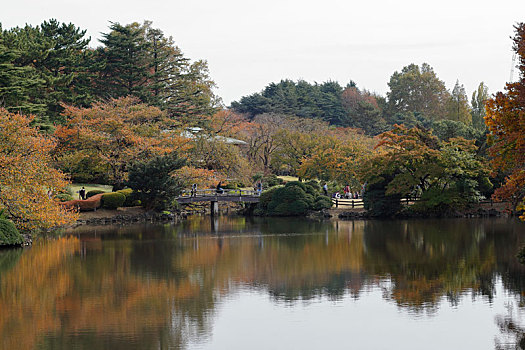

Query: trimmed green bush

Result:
[116,188,135,207]
[55,193,74,202]
[101,192,126,210]
[222,183,238,190]
[86,189,106,198]
[252,174,284,189]
[0,219,23,246]
[313,196,332,210]
[267,182,312,216]
[305,180,321,193]
[255,181,330,216]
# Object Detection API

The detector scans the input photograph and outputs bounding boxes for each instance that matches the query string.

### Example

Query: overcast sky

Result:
[2,0,524,105]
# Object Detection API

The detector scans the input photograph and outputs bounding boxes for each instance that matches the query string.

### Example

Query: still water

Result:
[1,217,525,349]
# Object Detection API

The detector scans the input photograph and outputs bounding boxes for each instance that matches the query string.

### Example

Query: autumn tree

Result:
[271,118,330,175]
[55,97,190,189]
[237,113,288,171]
[298,128,374,186]
[360,125,489,215]
[485,22,525,211]
[0,109,78,231]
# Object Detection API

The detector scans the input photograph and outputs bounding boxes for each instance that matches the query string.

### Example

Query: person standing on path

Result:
[191,183,197,197]
[79,187,86,200]
[323,183,328,196]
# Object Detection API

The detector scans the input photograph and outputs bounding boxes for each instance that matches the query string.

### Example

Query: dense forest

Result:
[230,65,488,137]
[0,19,524,234]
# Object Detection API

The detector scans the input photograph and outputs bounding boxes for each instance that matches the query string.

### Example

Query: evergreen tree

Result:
[230,79,348,124]
[471,82,489,130]
[97,22,151,100]
[447,80,472,125]
[126,153,186,210]
[0,39,45,115]
[341,87,387,135]
[2,20,92,122]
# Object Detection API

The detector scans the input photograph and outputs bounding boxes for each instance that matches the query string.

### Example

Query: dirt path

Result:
[78,207,147,220]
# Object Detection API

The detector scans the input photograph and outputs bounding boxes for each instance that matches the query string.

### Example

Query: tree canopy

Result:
[0,109,78,231]
[485,22,525,212]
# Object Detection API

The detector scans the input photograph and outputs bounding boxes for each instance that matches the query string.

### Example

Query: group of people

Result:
[189,181,263,196]
[323,183,361,199]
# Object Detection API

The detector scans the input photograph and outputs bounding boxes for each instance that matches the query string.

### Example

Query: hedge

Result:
[0,218,23,246]
[86,190,106,198]
[116,188,135,207]
[101,192,126,210]
[56,193,74,202]
[313,196,332,210]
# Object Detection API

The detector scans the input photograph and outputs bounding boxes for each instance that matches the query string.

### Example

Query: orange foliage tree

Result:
[55,97,191,189]
[485,23,525,213]
[298,128,374,186]
[0,109,78,231]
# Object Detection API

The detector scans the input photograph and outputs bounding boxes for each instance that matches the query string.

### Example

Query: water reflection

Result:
[0,217,524,349]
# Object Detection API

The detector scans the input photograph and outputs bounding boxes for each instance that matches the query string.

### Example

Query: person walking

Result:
[323,183,328,196]
[79,187,86,200]
[216,181,223,194]
[256,181,263,195]
[191,183,197,197]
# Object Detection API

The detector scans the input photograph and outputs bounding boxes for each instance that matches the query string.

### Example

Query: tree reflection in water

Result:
[0,217,524,349]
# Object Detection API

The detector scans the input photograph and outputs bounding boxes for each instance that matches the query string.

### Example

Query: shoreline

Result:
[7,201,515,249]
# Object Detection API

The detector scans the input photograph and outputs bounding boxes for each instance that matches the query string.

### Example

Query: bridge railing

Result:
[332,198,364,208]
[332,197,421,208]
[180,189,260,197]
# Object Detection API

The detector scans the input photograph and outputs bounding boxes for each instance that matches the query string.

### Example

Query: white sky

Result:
[2,0,524,105]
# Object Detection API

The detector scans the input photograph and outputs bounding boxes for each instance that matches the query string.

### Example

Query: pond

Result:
[1,217,525,349]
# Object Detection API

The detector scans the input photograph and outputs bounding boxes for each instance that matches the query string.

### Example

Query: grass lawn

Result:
[277,175,299,182]
[69,183,113,197]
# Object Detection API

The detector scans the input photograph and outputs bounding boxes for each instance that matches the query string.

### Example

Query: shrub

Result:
[285,181,307,191]
[252,173,284,189]
[305,180,321,193]
[0,218,23,246]
[267,184,310,216]
[86,190,106,198]
[222,183,238,190]
[116,188,135,207]
[255,181,328,216]
[264,174,284,188]
[257,187,280,212]
[126,153,185,210]
[363,178,403,217]
[55,193,74,202]
[101,192,126,210]
[313,196,332,210]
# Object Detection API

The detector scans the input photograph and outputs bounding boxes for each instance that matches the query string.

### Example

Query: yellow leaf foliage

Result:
[0,109,78,231]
